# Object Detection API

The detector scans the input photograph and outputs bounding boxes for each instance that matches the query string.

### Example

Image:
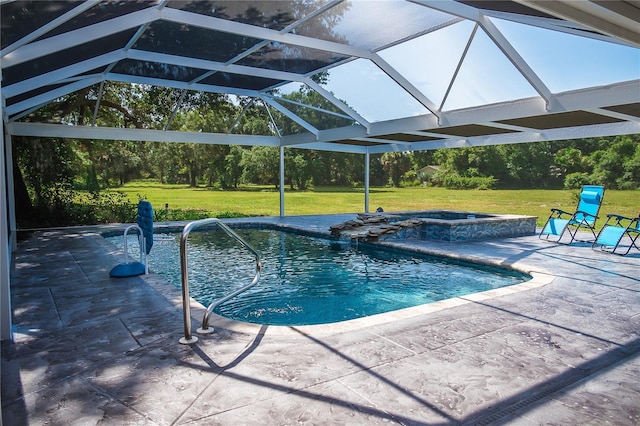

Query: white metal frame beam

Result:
[365,120,640,154]
[280,79,640,146]
[127,49,309,84]
[7,78,636,151]
[515,0,640,47]
[6,122,280,146]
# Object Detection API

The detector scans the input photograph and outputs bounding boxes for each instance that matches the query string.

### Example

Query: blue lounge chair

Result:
[539,185,605,244]
[592,214,640,255]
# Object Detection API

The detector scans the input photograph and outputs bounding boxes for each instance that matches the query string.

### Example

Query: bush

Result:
[442,175,497,190]
[564,172,590,189]
[76,190,138,224]
[17,188,138,228]
[155,208,247,222]
[401,170,421,187]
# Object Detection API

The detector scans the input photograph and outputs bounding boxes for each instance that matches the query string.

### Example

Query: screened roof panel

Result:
[77,66,111,77]
[34,0,160,41]
[199,72,284,91]
[227,98,278,136]
[0,0,83,49]
[2,28,138,86]
[133,21,264,63]
[319,58,432,122]
[272,99,355,131]
[442,25,540,110]
[267,104,308,136]
[293,0,457,50]
[166,0,307,30]
[4,83,69,107]
[2,0,638,153]
[492,17,640,92]
[111,59,209,82]
[378,20,475,108]
[236,41,350,74]
[273,83,353,116]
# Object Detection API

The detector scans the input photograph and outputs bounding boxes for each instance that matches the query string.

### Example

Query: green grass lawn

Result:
[117,180,638,228]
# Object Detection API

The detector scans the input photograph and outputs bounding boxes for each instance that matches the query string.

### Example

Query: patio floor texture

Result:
[2,214,639,425]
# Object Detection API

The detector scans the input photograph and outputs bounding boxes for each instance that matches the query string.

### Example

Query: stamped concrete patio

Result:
[2,214,639,425]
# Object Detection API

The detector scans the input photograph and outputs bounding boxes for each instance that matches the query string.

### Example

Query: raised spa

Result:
[330,210,537,242]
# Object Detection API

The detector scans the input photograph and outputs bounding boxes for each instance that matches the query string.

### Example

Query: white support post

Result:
[364,150,370,213]
[279,145,285,217]
[1,112,13,342]
[4,131,16,250]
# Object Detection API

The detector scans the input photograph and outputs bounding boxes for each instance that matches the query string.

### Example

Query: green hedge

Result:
[442,175,497,190]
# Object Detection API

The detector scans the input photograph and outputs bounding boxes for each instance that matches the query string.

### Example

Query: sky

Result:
[309,15,640,123]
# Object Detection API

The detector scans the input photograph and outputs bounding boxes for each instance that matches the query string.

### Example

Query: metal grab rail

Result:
[122,224,148,274]
[179,218,261,345]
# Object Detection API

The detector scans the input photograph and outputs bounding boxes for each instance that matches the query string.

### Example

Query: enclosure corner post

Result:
[364,150,370,213]
[279,145,285,217]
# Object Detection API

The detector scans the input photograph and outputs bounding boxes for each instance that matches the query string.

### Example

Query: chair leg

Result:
[563,226,576,244]
[539,217,553,240]
[630,233,640,252]
[569,222,598,244]
[609,232,639,256]
[539,217,570,243]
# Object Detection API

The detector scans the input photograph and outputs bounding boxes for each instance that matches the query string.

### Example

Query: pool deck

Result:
[3,214,640,425]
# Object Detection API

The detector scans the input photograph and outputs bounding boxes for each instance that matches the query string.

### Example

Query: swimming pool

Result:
[106,227,530,326]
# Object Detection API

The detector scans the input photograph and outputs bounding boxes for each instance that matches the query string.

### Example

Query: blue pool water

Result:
[106,228,529,325]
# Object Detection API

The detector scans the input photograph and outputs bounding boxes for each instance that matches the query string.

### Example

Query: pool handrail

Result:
[179,218,262,345]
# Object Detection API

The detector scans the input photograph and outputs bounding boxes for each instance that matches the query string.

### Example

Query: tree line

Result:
[11,82,640,227]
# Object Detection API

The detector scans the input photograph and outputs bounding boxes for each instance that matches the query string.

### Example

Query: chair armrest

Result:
[550,208,571,217]
[606,213,632,221]
[605,214,639,228]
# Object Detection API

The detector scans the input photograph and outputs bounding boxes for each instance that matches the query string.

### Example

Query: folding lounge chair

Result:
[592,214,640,255]
[539,185,605,244]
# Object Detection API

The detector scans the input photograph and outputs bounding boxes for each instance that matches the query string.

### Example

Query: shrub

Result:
[442,175,497,190]
[155,208,248,222]
[564,172,590,189]
[77,190,138,224]
[401,170,421,187]
[17,187,138,228]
